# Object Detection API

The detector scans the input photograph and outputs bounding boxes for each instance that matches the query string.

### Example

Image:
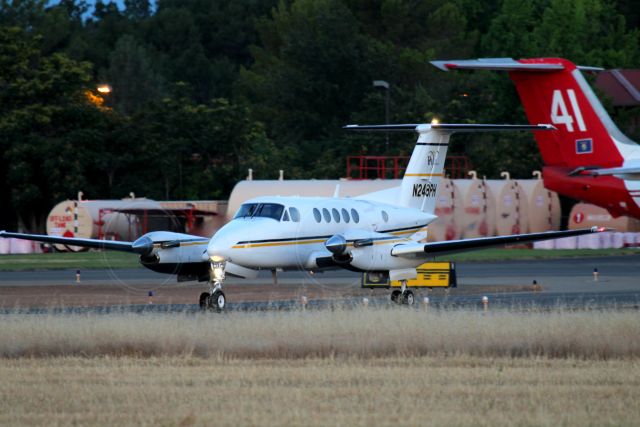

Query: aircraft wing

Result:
[0,230,208,255]
[0,231,136,252]
[390,227,607,258]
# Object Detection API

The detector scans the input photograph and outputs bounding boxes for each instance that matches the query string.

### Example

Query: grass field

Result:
[0,251,140,270]
[1,308,639,426]
[1,356,638,427]
[0,247,637,271]
[2,308,639,359]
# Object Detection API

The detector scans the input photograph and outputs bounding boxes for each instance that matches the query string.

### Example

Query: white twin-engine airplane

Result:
[1,123,606,310]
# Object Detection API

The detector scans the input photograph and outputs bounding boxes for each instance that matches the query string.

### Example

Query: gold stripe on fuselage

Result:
[229,225,426,249]
[179,241,209,247]
[231,236,412,249]
[232,239,327,249]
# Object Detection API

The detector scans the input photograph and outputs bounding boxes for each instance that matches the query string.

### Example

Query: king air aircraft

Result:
[1,123,605,310]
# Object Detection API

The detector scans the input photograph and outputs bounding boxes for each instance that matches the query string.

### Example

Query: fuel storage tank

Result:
[516,173,561,232]
[568,202,640,231]
[453,172,496,238]
[486,173,529,235]
[426,178,463,242]
[46,198,166,251]
[227,179,401,220]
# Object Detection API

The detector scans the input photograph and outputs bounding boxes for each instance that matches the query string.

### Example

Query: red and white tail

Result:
[432,58,638,169]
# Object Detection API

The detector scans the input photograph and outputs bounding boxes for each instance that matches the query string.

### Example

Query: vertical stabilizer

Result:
[432,57,638,169]
[399,126,450,213]
[346,123,554,215]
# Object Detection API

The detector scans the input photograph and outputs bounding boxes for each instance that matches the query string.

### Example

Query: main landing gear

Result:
[390,280,415,306]
[200,256,227,312]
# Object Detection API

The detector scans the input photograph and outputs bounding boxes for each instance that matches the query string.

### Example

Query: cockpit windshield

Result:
[233,203,285,221]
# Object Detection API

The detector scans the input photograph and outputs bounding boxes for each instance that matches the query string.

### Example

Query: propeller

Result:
[325,234,347,255]
[131,236,154,256]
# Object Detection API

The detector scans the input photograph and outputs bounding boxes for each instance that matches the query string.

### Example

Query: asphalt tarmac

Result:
[1,255,639,313]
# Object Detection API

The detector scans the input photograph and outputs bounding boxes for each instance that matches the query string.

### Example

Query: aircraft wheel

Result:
[199,292,210,310]
[402,290,415,306]
[390,290,402,303]
[209,290,226,312]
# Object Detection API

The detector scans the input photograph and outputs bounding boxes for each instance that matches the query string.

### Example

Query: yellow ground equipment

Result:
[362,262,457,289]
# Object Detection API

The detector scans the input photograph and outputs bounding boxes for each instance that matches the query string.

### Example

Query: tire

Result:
[199,292,210,310]
[210,290,226,311]
[402,290,415,306]
[390,290,402,303]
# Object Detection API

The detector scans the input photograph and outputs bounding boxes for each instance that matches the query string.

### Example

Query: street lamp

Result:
[97,84,112,94]
[373,80,390,149]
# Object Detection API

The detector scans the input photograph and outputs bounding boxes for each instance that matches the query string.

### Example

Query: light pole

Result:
[373,80,390,150]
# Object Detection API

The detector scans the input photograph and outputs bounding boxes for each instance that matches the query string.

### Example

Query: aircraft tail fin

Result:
[345,123,552,214]
[432,58,637,168]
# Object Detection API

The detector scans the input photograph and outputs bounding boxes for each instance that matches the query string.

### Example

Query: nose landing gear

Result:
[200,256,227,312]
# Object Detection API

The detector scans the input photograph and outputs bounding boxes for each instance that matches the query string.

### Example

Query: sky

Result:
[47,0,157,17]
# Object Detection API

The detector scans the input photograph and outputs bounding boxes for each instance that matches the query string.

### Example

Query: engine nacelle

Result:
[349,243,418,272]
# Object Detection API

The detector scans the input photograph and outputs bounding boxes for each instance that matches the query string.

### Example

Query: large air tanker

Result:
[432,57,640,219]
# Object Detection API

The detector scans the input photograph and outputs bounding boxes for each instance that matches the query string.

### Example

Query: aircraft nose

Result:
[205,222,243,260]
[207,235,229,260]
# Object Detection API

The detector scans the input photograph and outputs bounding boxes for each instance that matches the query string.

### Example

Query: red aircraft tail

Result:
[432,58,636,169]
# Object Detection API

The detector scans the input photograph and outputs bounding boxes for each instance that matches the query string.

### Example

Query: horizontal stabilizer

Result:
[431,58,602,72]
[345,123,555,133]
[581,166,640,176]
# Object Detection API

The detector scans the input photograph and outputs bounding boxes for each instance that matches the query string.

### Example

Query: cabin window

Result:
[313,208,321,223]
[351,209,360,223]
[290,207,300,222]
[233,203,285,221]
[282,210,290,221]
[381,210,389,222]
[341,208,350,223]
[332,208,340,223]
[322,208,331,222]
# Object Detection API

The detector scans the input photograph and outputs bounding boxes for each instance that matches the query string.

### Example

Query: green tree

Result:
[133,96,280,200]
[0,26,97,231]
[106,35,164,115]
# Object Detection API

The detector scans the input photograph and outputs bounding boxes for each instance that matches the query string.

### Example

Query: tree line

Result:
[1,0,639,231]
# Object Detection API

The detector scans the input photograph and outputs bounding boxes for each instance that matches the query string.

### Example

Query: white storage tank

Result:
[568,202,640,231]
[46,197,166,251]
[486,172,529,236]
[426,178,463,242]
[227,179,401,220]
[454,172,496,238]
[516,172,561,232]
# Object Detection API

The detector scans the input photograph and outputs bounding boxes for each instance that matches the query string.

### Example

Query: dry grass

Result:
[1,307,639,359]
[0,356,639,426]
[2,309,640,426]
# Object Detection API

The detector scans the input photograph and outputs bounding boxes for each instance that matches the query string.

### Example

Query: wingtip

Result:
[429,60,451,71]
[591,226,614,232]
